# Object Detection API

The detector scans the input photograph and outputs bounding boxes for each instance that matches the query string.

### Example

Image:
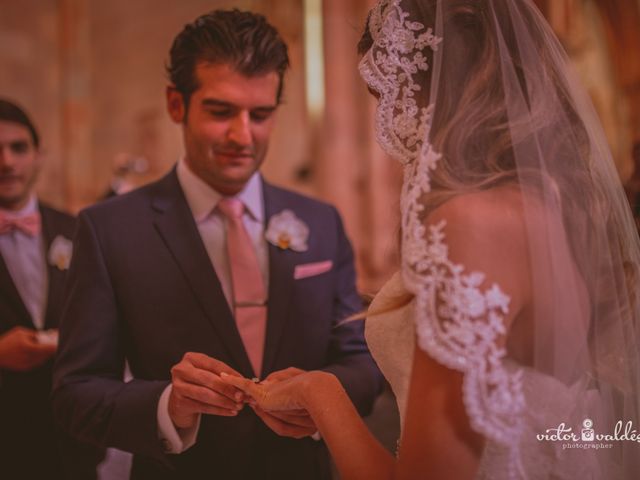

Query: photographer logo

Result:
[581,419,594,442]
[537,419,640,451]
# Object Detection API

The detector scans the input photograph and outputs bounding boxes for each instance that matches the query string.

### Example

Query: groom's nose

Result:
[227,111,252,146]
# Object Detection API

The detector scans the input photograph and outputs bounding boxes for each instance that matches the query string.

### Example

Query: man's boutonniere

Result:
[48,235,73,270]
[265,210,309,252]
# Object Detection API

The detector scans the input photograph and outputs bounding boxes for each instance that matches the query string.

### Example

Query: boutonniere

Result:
[48,235,73,271]
[265,210,309,252]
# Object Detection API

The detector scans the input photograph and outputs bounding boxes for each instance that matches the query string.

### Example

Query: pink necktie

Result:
[218,198,267,376]
[0,212,41,236]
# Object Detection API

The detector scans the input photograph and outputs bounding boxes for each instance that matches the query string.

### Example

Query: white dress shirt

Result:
[157,159,269,453]
[0,196,47,329]
[177,158,269,305]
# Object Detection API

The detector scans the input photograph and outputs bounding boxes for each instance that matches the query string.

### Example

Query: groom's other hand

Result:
[168,352,245,429]
[257,367,319,438]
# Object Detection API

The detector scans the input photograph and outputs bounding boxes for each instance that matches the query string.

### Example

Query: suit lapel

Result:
[261,181,296,377]
[0,250,32,328]
[40,206,64,329]
[151,170,254,375]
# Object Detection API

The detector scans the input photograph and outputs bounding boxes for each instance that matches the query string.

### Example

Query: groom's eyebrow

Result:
[201,98,278,110]
[201,99,233,107]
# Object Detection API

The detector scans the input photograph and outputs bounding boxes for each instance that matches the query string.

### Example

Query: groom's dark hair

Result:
[166,9,290,109]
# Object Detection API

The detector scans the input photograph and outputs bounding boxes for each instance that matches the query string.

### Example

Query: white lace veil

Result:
[359,1,640,478]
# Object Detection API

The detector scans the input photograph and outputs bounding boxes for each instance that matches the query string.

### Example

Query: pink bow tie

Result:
[0,212,41,236]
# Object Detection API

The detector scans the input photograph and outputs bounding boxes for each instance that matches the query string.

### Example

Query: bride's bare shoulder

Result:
[427,186,527,241]
[426,186,531,307]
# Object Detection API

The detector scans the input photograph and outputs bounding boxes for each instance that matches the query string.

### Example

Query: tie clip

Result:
[234,300,267,308]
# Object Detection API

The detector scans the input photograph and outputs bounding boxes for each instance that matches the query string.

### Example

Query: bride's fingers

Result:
[265,410,316,429]
[278,408,308,416]
[251,406,316,439]
[220,373,265,400]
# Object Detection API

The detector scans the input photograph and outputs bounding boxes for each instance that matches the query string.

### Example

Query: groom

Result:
[52,9,381,479]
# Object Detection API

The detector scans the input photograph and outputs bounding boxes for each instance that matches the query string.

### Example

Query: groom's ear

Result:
[166,86,186,124]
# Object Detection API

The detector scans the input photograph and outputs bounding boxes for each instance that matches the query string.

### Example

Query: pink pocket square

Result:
[294,260,333,280]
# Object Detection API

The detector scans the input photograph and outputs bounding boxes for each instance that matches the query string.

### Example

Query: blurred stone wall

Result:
[1,0,638,290]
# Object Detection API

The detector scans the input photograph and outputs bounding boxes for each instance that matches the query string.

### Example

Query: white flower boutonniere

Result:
[265,210,309,252]
[48,235,73,271]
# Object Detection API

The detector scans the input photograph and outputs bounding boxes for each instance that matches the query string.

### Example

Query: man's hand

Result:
[0,327,57,371]
[168,352,246,429]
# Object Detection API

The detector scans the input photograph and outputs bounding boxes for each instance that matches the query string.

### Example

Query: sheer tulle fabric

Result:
[360,1,640,478]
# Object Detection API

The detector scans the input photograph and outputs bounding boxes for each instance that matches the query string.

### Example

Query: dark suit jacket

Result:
[0,204,104,480]
[53,171,382,479]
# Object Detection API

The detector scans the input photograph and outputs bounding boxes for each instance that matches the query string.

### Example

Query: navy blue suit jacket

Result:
[53,170,381,479]
[0,204,103,479]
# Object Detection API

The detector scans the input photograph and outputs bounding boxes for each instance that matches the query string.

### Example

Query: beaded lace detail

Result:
[358,0,442,165]
[359,1,525,477]
[409,221,526,443]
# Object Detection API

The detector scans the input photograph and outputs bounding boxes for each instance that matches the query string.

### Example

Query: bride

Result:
[224,1,640,478]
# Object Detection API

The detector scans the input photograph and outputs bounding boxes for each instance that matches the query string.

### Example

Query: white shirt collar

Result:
[176,159,264,223]
[0,195,38,216]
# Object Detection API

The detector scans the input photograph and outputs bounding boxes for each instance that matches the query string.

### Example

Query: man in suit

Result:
[0,99,103,478]
[53,9,382,479]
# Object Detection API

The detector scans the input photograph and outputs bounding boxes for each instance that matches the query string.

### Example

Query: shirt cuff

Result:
[157,384,200,454]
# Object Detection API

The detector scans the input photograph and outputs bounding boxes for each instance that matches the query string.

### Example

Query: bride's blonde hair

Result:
[355,0,632,319]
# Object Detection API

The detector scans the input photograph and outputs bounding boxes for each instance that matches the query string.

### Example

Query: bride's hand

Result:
[221,371,315,412]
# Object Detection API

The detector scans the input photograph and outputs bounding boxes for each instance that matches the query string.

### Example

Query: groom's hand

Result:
[257,367,319,438]
[168,352,245,429]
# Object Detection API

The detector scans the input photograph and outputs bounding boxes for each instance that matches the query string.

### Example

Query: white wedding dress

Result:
[365,272,608,480]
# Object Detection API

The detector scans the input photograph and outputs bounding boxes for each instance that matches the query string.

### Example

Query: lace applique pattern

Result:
[358,0,442,165]
[360,1,525,477]
[407,220,526,444]
[403,197,526,480]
